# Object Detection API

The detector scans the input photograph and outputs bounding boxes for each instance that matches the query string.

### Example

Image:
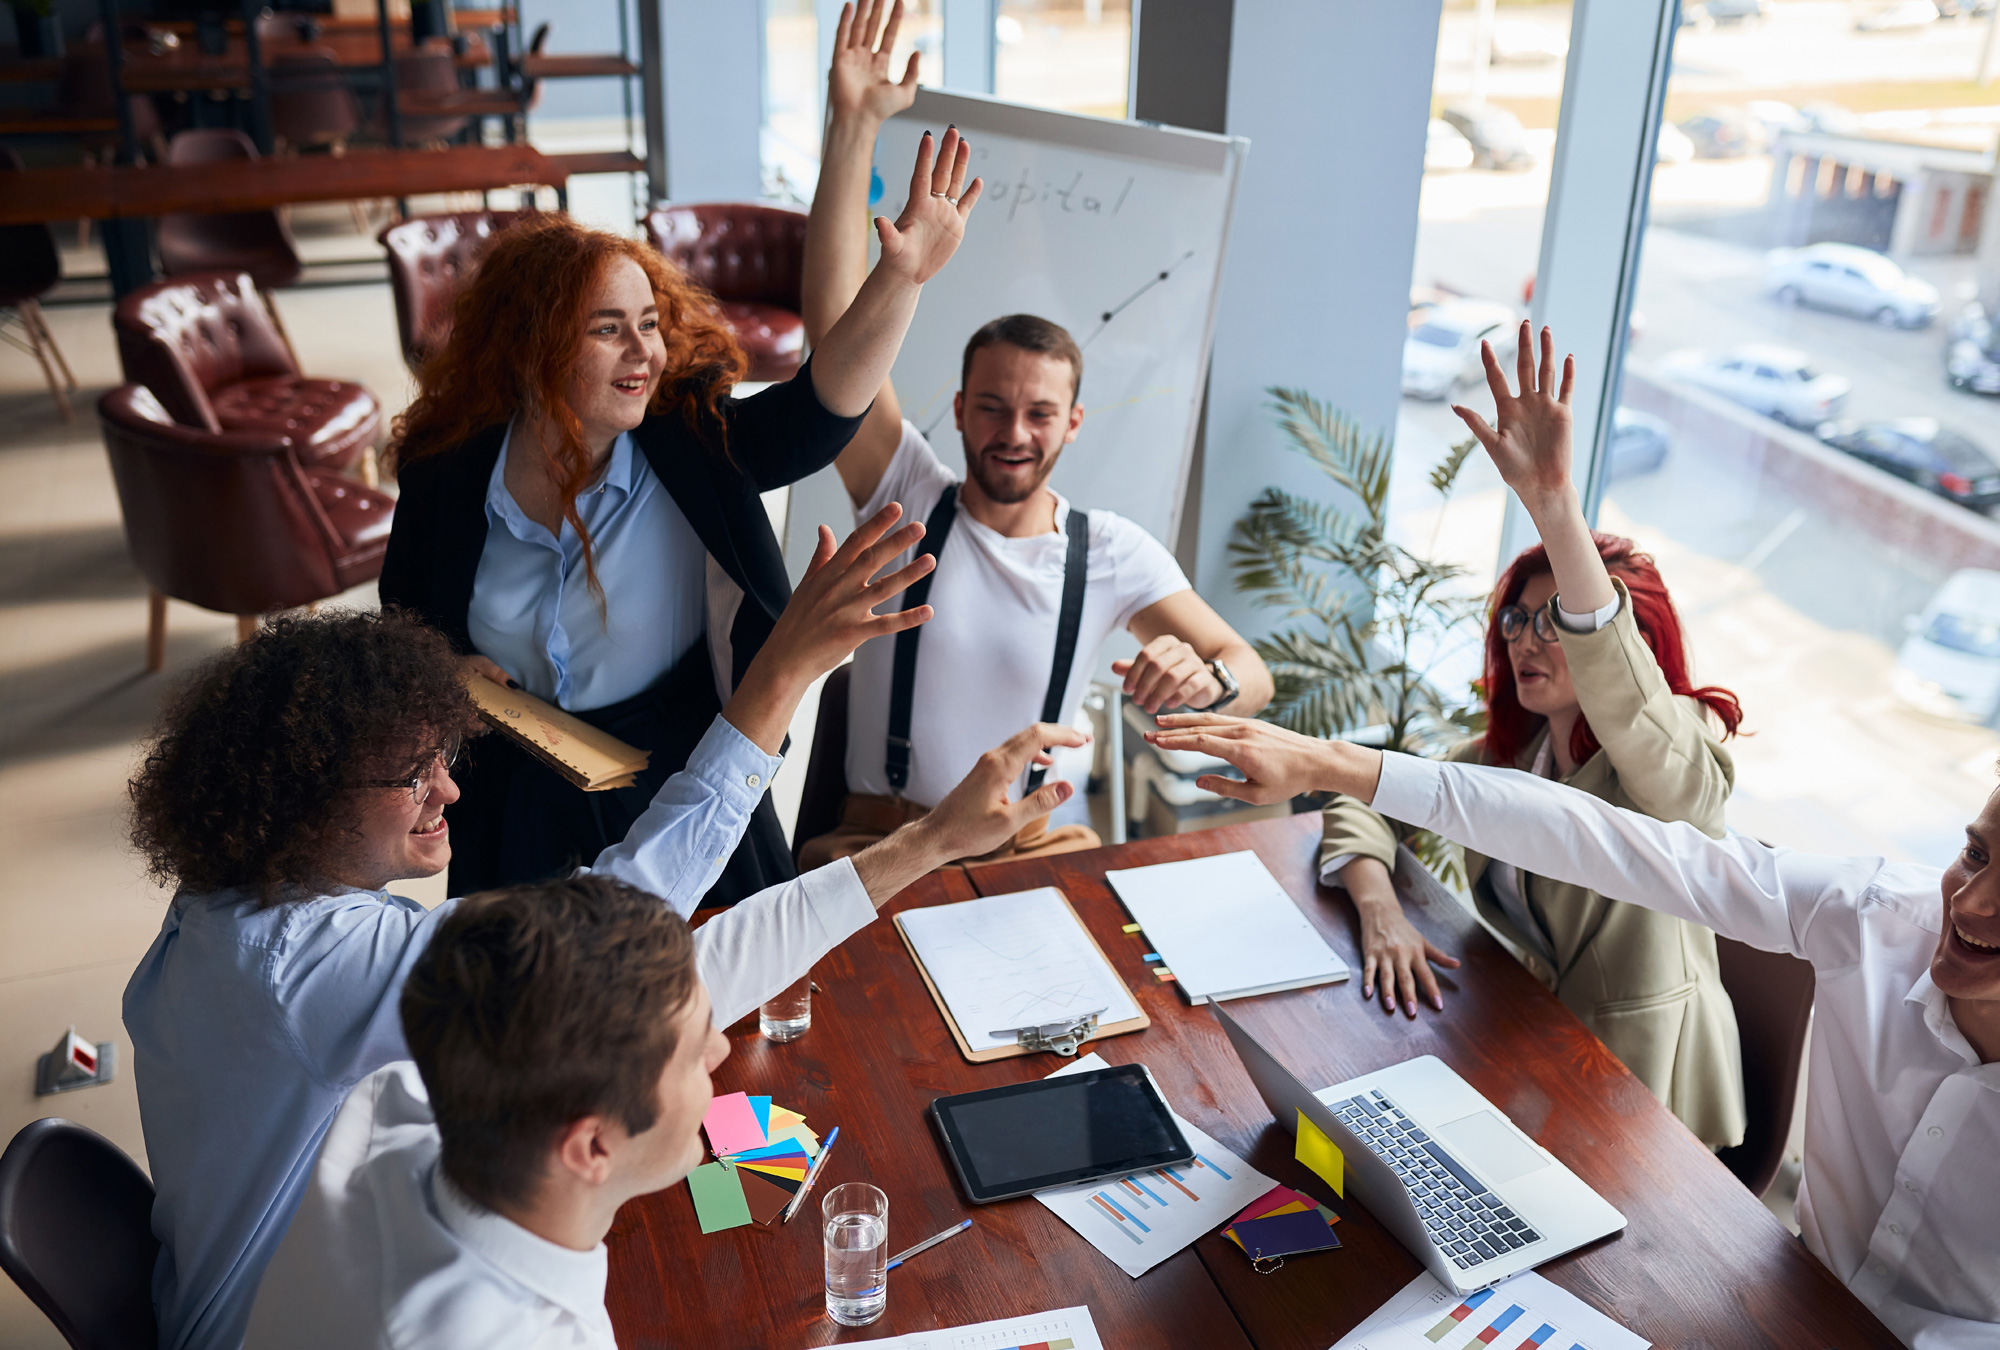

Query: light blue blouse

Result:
[467,423,708,712]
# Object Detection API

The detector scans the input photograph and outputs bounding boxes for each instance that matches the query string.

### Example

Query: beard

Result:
[963,438,1061,505]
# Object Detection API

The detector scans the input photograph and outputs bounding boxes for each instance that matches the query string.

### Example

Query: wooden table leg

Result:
[236,614,259,643]
[147,589,167,672]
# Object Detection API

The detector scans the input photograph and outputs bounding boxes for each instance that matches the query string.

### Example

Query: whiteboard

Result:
[784,88,1247,569]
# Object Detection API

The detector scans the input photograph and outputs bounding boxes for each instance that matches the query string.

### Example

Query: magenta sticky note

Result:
[701,1092,766,1157]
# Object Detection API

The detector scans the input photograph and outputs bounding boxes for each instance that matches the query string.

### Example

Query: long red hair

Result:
[1482,533,1743,768]
[389,213,747,594]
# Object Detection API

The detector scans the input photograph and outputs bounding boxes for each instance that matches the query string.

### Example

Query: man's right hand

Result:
[831,0,920,127]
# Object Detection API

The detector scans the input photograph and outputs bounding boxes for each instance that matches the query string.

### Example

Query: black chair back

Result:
[0,1118,159,1350]
[793,664,852,860]
[0,146,62,306]
[1714,936,1815,1198]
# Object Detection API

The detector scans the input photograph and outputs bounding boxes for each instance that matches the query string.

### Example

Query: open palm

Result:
[831,0,919,124]
[1452,321,1576,503]
[875,126,981,287]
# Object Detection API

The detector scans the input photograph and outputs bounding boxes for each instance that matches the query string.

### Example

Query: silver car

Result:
[1948,301,2000,396]
[1660,345,1852,428]
[1895,570,2000,724]
[1764,243,1939,329]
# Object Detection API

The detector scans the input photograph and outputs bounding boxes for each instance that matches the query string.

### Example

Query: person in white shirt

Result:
[793,2,1274,867]
[1144,703,2000,1347]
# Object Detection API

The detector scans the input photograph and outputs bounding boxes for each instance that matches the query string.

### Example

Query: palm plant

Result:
[1228,386,1487,885]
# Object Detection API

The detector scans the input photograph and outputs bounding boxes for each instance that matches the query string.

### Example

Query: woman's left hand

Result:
[1451,320,1575,509]
[875,127,982,288]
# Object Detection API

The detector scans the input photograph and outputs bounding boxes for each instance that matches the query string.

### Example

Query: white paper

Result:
[1332,1270,1650,1350]
[830,1304,1104,1349]
[1105,851,1350,1003]
[1032,1054,1275,1278]
[898,888,1142,1051]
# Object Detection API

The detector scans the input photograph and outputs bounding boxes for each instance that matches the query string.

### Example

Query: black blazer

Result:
[379,358,865,692]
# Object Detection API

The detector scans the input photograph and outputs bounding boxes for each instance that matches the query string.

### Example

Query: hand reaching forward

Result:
[1146,713,1381,806]
[1451,321,1576,509]
[1113,635,1220,714]
[875,127,982,288]
[830,0,919,125]
[918,721,1092,861]
[759,502,934,684]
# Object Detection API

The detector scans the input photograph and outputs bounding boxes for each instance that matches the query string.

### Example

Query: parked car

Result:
[1606,407,1672,482]
[1679,107,1767,159]
[1488,23,1569,64]
[1655,121,1696,165]
[1893,570,2000,723]
[1697,0,1771,20]
[1764,242,1941,328]
[1796,102,1863,135]
[1402,299,1518,401]
[1440,104,1536,171]
[1855,0,1941,30]
[1745,100,1806,137]
[1815,417,2000,510]
[1426,118,1475,172]
[1661,345,1851,427]
[1947,301,2000,395]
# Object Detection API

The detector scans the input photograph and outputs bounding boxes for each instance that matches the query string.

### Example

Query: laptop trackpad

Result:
[1436,1111,1550,1186]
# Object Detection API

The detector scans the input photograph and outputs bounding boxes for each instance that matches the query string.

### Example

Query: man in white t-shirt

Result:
[795,1,1273,866]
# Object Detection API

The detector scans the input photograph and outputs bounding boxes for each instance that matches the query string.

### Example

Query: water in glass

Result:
[822,1184,887,1326]
[759,973,812,1042]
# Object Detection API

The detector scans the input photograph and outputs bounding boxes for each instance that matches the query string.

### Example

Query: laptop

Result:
[1211,1002,1624,1293]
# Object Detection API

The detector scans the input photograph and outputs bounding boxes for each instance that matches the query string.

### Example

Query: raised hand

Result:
[875,127,982,288]
[1451,321,1576,510]
[830,0,919,125]
[918,722,1091,861]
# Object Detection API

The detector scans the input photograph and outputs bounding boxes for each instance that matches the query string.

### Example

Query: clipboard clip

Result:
[987,1008,1105,1057]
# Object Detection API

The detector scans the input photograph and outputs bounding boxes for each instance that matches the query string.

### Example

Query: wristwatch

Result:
[1197,659,1240,712]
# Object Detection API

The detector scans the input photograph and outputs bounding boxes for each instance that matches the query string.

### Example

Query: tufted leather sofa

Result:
[98,384,395,670]
[113,271,379,475]
[644,202,808,383]
[377,209,524,370]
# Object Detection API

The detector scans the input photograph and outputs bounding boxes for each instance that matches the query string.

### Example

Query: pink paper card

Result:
[701,1092,766,1158]
[1231,1184,1318,1227]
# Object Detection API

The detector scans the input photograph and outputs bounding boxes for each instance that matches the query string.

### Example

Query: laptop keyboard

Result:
[1332,1089,1541,1270]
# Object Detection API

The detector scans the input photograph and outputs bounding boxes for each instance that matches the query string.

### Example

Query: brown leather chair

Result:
[1715,935,1816,1198]
[154,129,305,292]
[390,46,471,145]
[113,270,380,475]
[0,145,78,421]
[269,50,362,153]
[792,664,852,862]
[377,209,524,369]
[98,384,394,670]
[644,202,808,382]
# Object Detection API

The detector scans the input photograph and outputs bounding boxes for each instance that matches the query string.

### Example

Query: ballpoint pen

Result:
[886,1218,972,1271]
[780,1125,838,1223]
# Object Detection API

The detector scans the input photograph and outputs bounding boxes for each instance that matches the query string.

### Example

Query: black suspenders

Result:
[884,483,1090,795]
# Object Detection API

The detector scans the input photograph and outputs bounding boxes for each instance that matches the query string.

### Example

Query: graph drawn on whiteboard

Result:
[1332,1271,1649,1350]
[896,888,1141,1050]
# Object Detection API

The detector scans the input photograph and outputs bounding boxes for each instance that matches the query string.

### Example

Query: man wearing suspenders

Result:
[796,2,1273,867]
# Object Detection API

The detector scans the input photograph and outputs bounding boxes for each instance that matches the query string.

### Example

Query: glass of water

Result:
[822,1181,887,1326]
[759,972,812,1042]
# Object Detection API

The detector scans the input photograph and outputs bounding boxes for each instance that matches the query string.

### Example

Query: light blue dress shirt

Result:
[122,717,781,1350]
[467,423,708,712]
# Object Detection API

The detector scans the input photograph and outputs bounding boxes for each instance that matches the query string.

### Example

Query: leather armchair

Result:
[644,202,808,383]
[377,209,524,369]
[98,384,395,671]
[113,271,380,475]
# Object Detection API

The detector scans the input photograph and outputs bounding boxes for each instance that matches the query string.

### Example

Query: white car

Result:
[1402,300,1518,401]
[1425,119,1474,173]
[1856,0,1940,30]
[1660,345,1851,427]
[1655,122,1695,164]
[1894,570,2000,723]
[1763,242,1939,328]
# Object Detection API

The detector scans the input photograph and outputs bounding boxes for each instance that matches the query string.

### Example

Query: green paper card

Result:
[687,1162,753,1233]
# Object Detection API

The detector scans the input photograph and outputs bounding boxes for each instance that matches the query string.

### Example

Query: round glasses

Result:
[1495,604,1559,645]
[370,736,463,808]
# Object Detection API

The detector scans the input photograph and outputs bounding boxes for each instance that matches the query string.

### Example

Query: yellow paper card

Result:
[1295,1110,1345,1197]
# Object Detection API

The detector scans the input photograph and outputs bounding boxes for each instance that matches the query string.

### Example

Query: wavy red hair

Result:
[389,213,747,594]
[1483,532,1743,768]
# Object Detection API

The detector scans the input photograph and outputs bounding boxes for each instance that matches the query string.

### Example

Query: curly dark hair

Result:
[128,608,484,901]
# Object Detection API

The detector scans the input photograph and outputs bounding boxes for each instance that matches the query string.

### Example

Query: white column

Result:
[651,0,766,201]
[940,0,996,94]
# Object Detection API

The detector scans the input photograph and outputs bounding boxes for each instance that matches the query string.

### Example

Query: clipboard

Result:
[462,673,651,792]
[894,889,1149,1064]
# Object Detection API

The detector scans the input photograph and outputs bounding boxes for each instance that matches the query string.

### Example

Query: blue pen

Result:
[886,1219,973,1271]
[780,1125,839,1223]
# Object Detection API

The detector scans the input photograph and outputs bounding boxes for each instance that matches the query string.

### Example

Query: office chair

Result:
[1714,935,1815,1198]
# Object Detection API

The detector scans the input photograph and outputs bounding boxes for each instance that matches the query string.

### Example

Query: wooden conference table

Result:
[606,814,1899,1348]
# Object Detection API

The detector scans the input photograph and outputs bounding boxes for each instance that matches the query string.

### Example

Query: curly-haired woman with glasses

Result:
[1316,323,1749,1151]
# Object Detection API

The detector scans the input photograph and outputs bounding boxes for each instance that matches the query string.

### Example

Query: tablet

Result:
[929,1064,1193,1203]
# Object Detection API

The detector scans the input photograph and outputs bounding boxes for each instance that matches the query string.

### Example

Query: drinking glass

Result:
[822,1182,888,1326]
[759,973,812,1042]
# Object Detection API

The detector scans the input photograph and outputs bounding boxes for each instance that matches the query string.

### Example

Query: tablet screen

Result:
[931,1064,1192,1202]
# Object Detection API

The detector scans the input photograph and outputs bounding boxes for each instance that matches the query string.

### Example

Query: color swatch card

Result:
[1222,1183,1341,1258]
[1331,1270,1649,1350]
[685,1092,824,1234]
[826,1304,1104,1350]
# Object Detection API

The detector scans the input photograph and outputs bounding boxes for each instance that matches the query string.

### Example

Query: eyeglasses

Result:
[368,736,463,808]
[1495,604,1560,645]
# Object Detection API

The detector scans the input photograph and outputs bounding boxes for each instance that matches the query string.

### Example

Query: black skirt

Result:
[442,636,795,905]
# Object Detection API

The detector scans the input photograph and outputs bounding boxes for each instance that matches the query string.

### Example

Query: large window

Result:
[1605,4,1999,863]
[995,0,1132,119]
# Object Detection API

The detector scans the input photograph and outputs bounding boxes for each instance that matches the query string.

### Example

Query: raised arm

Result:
[1118,589,1274,716]
[804,0,920,506]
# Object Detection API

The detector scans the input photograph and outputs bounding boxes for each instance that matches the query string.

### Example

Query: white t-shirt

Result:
[844,421,1192,808]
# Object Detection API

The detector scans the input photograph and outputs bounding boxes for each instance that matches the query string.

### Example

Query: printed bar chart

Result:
[1472,1306,1525,1345]
[1512,1324,1557,1350]
[1338,1271,1648,1350]
[1084,1153,1233,1245]
[1426,1289,1495,1341]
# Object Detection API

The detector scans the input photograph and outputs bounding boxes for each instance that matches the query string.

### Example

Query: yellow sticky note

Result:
[1295,1110,1345,1197]
[1122,923,1142,934]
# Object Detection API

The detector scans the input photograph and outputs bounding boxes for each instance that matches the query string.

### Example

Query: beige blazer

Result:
[1321,579,1747,1150]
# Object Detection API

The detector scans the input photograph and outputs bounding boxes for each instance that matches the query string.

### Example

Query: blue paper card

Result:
[1233,1209,1341,1260]
[748,1095,772,1138]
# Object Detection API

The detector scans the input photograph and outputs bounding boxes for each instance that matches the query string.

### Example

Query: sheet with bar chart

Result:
[1034,1054,1275,1276]
[818,1304,1103,1350]
[1330,1271,1648,1350]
